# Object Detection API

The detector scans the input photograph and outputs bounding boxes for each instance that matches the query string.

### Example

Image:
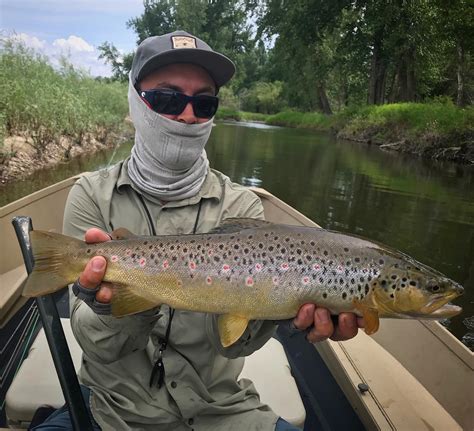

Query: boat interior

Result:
[1,176,472,430]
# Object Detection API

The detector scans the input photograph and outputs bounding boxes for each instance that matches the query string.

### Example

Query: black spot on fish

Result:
[306,255,312,261]
[264,233,269,237]
[350,289,354,294]
[285,237,290,242]
[342,292,347,300]
[328,279,333,285]
[391,275,397,280]
[248,235,253,239]
[244,248,250,254]
[226,276,231,281]
[339,278,344,285]
[351,278,355,284]
[214,256,220,262]
[310,241,315,246]
[365,284,370,294]
[379,259,385,265]
[297,259,303,265]
[170,245,175,251]
[149,245,153,250]
[258,243,263,249]
[344,247,349,252]
[391,284,396,289]
[274,236,279,240]
[322,292,327,299]
[219,244,224,250]
[346,261,351,266]
[151,254,155,259]
[131,253,136,258]
[86,248,91,253]
[172,256,177,262]
[296,249,302,255]
[197,245,201,250]
[401,283,406,288]
[390,293,394,298]
[234,256,239,261]
[323,250,328,256]
[409,280,417,286]
[358,285,362,291]
[262,252,267,257]
[280,248,286,254]
[402,277,407,282]
[230,236,235,240]
[183,247,188,253]
[144,241,148,245]
[381,280,387,286]
[289,244,294,249]
[355,257,360,263]
[154,259,159,264]
[319,277,324,283]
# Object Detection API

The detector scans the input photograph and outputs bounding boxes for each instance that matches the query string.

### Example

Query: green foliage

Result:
[239,81,285,114]
[1,41,128,155]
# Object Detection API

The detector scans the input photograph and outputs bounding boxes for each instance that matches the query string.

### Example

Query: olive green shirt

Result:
[63,159,279,431]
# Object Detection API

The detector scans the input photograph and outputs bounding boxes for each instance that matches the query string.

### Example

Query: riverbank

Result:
[0,124,134,184]
[218,103,474,164]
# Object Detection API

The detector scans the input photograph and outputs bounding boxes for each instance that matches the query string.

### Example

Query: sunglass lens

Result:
[194,96,219,118]
[154,92,187,115]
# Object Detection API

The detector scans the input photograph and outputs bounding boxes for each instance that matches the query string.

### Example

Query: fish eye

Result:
[429,284,441,292]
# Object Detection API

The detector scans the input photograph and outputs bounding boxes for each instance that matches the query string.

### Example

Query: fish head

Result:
[372,263,464,318]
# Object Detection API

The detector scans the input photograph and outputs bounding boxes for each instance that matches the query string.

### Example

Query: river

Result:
[1,121,473,348]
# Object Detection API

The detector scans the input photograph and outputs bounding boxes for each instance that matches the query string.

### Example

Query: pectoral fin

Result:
[111,285,158,316]
[218,314,249,347]
[353,300,380,335]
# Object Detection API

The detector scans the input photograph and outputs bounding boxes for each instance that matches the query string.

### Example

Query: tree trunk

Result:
[457,41,465,107]
[316,84,333,115]
[368,37,387,105]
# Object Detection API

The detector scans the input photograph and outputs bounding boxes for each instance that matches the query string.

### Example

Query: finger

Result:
[306,308,334,343]
[331,313,358,341]
[78,256,107,289]
[95,282,114,304]
[85,228,111,244]
[357,317,365,328]
[293,303,316,330]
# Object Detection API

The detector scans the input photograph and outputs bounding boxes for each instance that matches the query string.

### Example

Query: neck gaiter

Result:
[127,77,213,201]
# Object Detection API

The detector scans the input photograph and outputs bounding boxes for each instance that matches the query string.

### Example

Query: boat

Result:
[1,175,472,430]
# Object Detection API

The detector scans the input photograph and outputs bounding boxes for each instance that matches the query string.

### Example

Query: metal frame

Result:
[12,216,93,430]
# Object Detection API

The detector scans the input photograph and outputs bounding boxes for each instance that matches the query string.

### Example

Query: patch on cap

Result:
[171,36,196,49]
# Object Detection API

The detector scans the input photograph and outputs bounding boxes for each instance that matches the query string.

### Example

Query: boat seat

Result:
[5,318,306,429]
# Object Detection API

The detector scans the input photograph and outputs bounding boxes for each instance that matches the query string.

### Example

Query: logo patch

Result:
[171,36,196,49]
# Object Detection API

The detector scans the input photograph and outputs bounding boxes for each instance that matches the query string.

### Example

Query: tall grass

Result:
[0,42,128,156]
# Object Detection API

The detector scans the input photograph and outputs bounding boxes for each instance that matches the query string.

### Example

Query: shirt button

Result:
[188,418,194,425]
[170,381,177,388]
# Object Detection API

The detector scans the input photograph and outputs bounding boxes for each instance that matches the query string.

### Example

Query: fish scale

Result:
[22,218,464,347]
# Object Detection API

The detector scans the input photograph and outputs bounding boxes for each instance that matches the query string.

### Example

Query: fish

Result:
[22,218,464,347]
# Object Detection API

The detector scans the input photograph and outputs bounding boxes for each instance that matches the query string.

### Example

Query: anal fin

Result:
[111,285,158,316]
[218,314,249,347]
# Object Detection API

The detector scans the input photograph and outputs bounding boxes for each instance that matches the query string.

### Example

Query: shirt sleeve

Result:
[63,180,161,364]
[206,189,278,358]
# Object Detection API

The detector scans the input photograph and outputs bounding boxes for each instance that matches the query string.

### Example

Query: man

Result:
[35,31,363,430]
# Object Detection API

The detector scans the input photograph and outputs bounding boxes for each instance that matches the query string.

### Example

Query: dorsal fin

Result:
[209,218,273,234]
[111,228,138,240]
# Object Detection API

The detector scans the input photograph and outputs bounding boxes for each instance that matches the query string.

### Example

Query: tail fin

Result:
[22,230,84,297]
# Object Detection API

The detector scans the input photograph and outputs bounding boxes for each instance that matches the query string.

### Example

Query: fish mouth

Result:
[422,303,463,318]
[419,292,462,316]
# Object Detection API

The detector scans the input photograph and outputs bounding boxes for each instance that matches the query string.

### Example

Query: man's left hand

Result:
[293,304,365,342]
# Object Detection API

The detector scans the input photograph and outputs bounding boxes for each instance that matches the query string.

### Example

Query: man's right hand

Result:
[78,228,113,304]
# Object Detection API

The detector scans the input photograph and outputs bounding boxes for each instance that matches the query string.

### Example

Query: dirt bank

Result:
[337,128,474,164]
[0,126,134,184]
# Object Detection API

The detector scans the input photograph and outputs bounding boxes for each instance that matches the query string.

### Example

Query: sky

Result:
[1,0,145,76]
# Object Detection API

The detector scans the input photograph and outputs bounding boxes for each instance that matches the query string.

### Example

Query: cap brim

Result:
[136,49,235,88]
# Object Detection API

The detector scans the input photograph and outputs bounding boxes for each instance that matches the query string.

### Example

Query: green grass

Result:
[0,42,128,155]
[216,107,269,122]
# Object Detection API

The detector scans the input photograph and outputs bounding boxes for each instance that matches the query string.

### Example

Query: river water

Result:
[1,121,473,348]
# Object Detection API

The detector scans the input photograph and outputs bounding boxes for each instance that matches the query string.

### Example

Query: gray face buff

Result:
[127,77,212,201]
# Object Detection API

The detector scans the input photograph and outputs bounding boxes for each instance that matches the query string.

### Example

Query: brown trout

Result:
[23,218,463,347]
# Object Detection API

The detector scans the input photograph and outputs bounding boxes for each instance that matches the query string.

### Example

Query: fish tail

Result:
[22,230,84,297]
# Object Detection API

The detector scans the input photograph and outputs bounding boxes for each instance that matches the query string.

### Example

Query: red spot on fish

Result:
[246,276,254,286]
[206,276,212,285]
[255,263,263,272]
[337,265,344,273]
[272,276,279,286]
[363,268,368,273]
[163,260,169,269]
[208,249,214,256]
[189,261,196,271]
[139,258,146,267]
[280,263,289,271]
[302,276,310,285]
[313,264,321,271]
[222,264,230,273]
[111,255,119,263]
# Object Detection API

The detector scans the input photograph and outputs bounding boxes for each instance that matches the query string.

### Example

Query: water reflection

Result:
[1,121,473,347]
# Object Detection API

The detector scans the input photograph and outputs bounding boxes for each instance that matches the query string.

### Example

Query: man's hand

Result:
[293,304,364,342]
[77,228,112,304]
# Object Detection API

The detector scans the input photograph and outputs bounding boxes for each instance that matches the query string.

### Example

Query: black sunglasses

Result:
[139,89,219,118]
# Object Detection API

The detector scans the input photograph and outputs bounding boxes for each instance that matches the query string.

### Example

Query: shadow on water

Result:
[1,121,473,348]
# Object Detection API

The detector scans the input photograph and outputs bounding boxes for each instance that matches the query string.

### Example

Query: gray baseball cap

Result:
[131,30,236,88]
